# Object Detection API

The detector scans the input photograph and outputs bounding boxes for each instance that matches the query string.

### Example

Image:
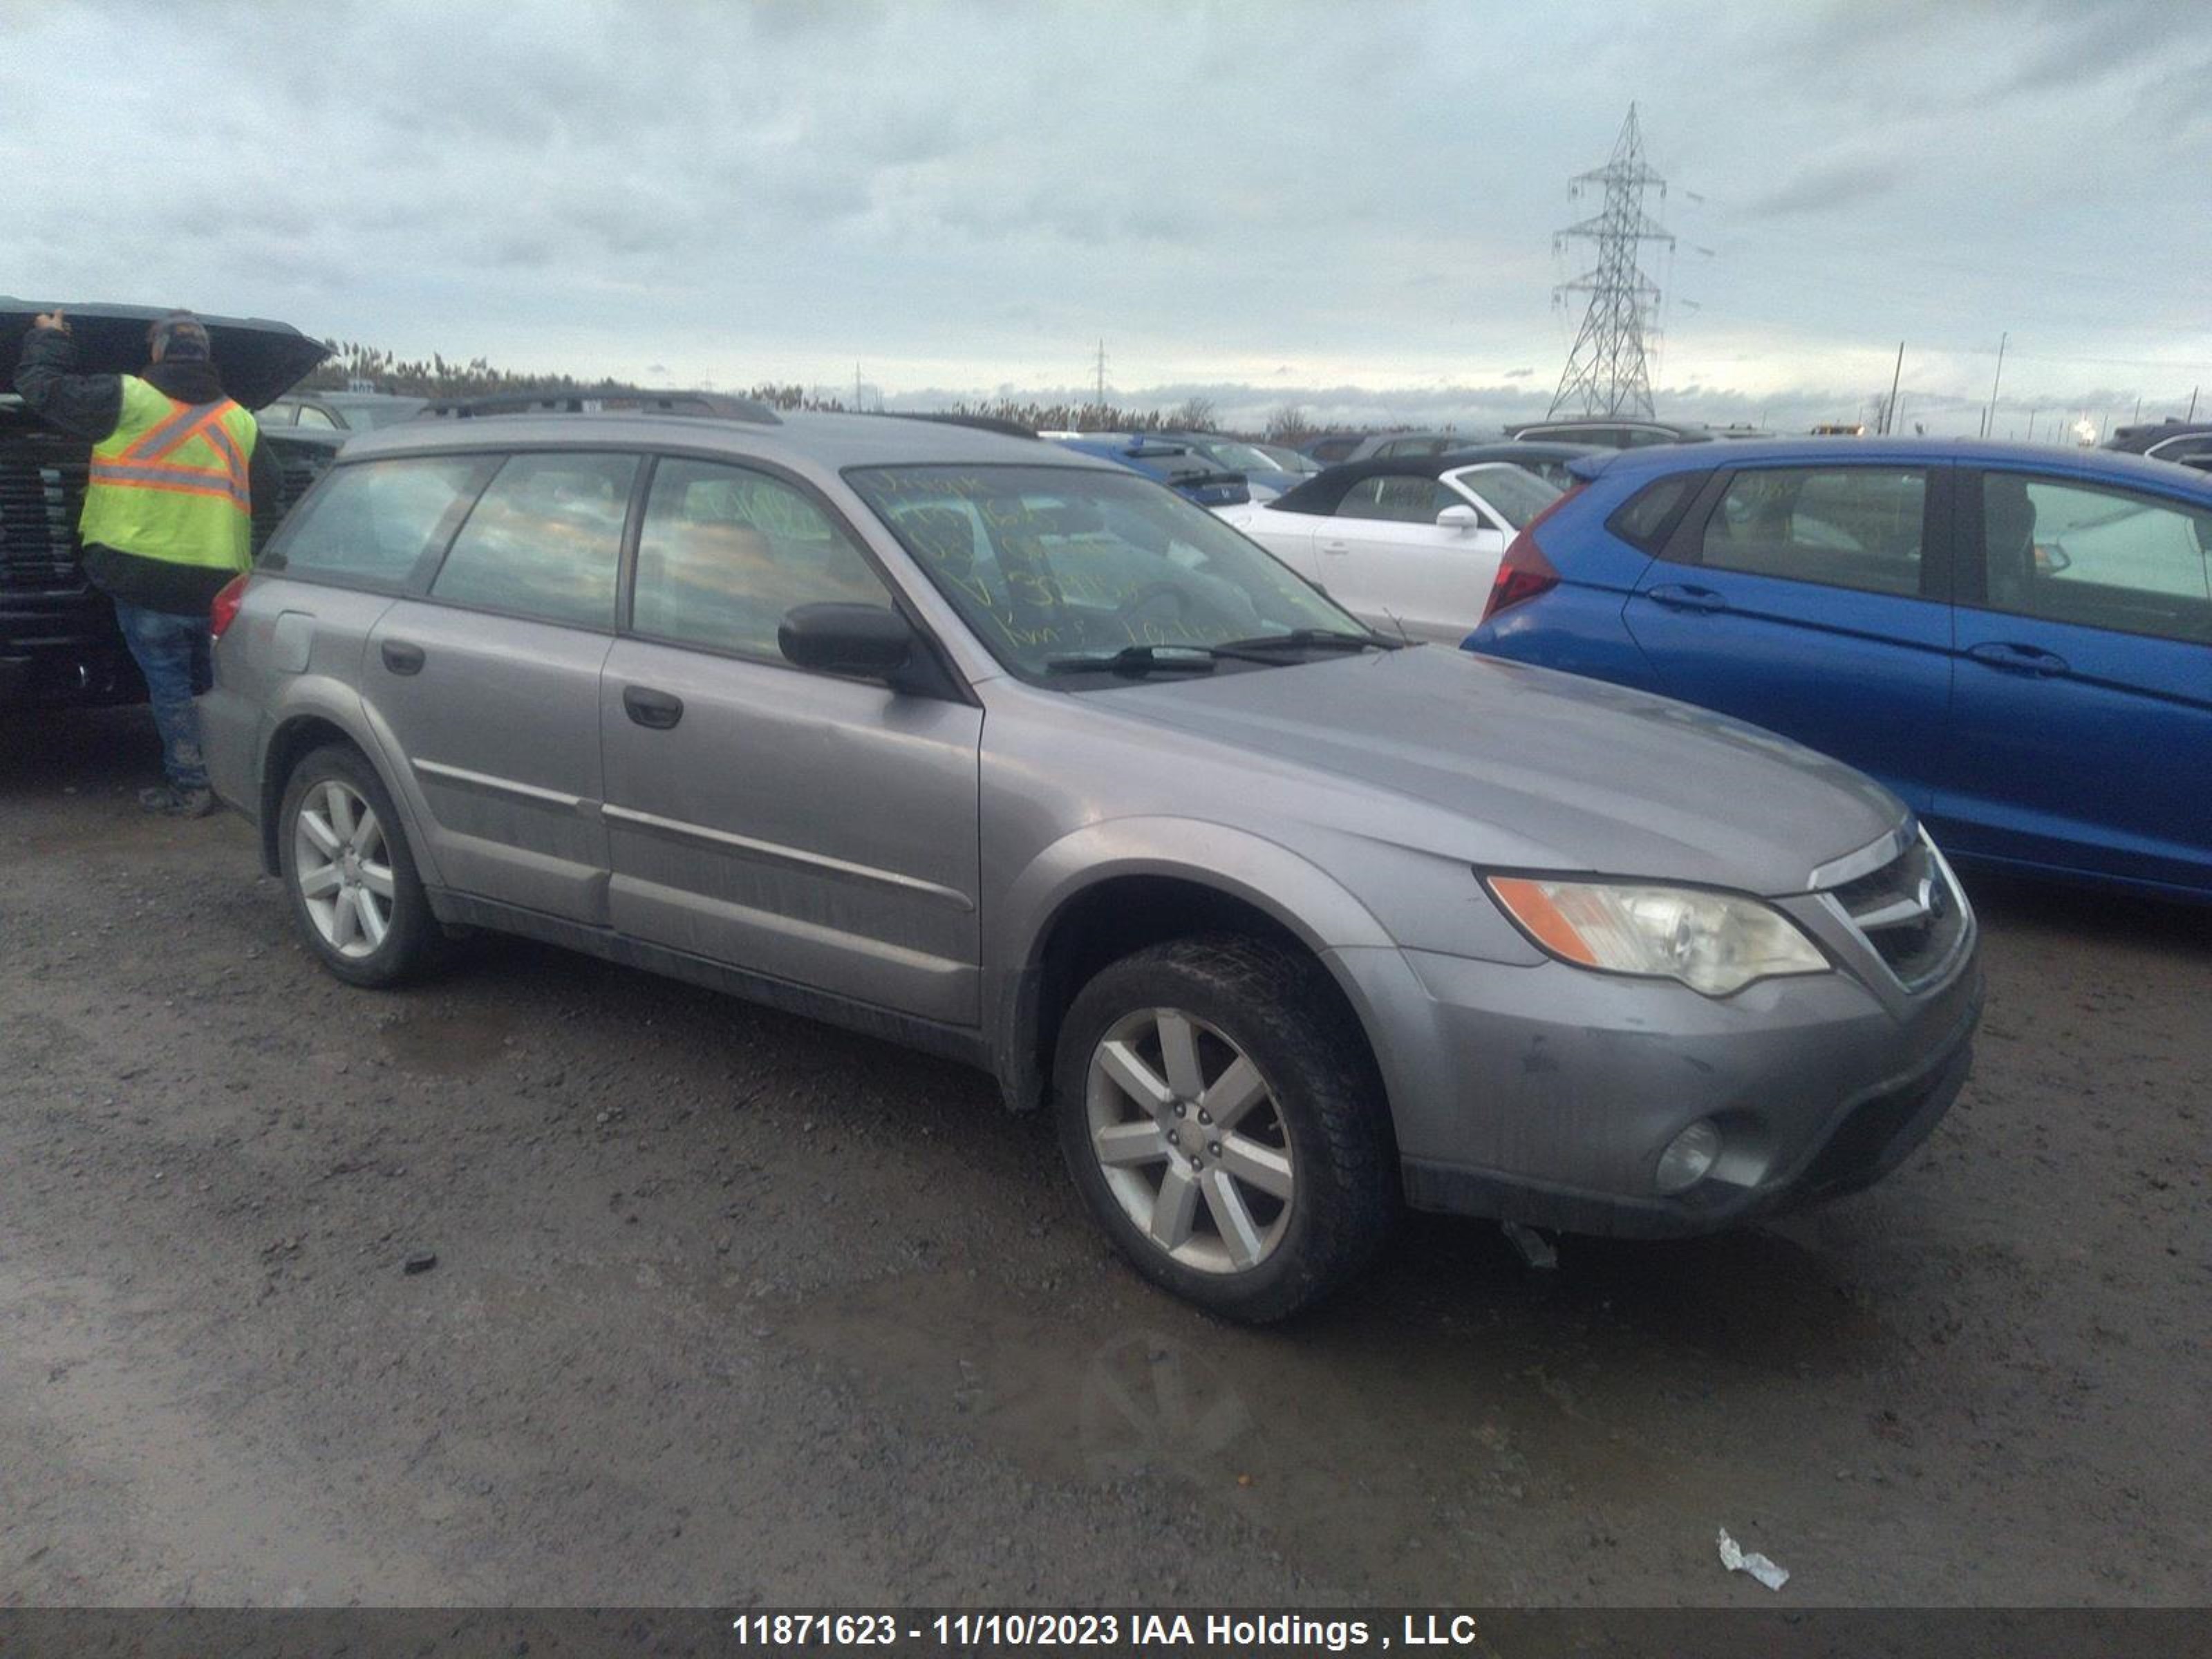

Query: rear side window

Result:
[1337,476,1458,524]
[630,458,892,659]
[431,451,639,628]
[1698,467,1927,597]
[266,456,488,589]
[1608,474,1697,550]
[1979,473,2212,642]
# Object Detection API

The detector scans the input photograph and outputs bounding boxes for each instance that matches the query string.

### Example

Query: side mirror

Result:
[778,602,915,678]
[1435,505,1482,532]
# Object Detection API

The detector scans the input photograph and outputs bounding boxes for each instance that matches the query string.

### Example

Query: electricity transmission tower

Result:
[1548,104,1674,420]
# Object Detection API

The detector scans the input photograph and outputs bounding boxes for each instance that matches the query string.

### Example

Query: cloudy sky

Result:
[6,0,2209,435]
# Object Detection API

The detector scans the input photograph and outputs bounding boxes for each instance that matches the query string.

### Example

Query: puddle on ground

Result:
[770,1275,1646,1597]
[762,1221,1897,1599]
[374,1009,518,1077]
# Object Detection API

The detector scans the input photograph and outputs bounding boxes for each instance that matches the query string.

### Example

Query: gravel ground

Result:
[2,706,2206,1609]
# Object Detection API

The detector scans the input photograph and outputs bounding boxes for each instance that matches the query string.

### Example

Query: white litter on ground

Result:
[1716,1526,1790,1591]
[1499,1221,1558,1269]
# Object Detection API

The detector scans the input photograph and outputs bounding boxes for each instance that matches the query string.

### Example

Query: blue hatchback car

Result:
[1462,438,2212,899]
[1046,433,1250,509]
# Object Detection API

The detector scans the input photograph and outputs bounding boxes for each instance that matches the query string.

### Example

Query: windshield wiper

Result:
[1212,627,1405,653]
[1042,645,1221,677]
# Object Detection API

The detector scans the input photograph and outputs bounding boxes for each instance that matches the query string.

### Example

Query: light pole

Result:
[1982,332,2008,438]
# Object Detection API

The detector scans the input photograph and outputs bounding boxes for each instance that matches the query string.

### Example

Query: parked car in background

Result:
[1301,433,1364,465]
[260,390,427,433]
[1463,438,2212,899]
[1220,451,1561,642]
[1156,431,1304,500]
[1046,432,1249,507]
[1507,418,1772,449]
[0,298,330,709]
[1429,440,1605,490]
[204,406,1980,1320]
[1298,431,1465,466]
[1254,442,1323,476]
[2103,420,2212,474]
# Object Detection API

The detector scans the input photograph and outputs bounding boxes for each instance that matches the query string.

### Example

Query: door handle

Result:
[622,684,685,729]
[1320,541,1351,556]
[1967,641,2070,677]
[379,639,425,675]
[1645,583,1727,614]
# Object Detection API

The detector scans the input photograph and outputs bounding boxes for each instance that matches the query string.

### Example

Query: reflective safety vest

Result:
[79,375,259,574]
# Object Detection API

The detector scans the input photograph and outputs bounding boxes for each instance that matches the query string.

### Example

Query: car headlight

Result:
[1485,875,1827,997]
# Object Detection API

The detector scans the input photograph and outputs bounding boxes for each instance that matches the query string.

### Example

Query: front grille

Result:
[0,431,90,590]
[2,427,330,594]
[1822,832,1968,989]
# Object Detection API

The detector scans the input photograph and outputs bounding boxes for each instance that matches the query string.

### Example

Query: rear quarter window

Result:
[1606,474,1698,550]
[264,455,491,590]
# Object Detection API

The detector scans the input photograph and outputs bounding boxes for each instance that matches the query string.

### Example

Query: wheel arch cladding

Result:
[998,863,1390,1125]
[259,714,361,876]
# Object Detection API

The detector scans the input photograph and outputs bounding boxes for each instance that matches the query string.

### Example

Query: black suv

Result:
[0,301,330,709]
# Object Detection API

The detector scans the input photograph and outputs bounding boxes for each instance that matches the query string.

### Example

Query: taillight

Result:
[1479,484,1582,624]
[209,573,250,639]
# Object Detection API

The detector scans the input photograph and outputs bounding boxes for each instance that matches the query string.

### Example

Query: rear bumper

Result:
[199,684,265,829]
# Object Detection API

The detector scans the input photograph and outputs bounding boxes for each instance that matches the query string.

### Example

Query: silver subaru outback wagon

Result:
[202,405,1982,1321]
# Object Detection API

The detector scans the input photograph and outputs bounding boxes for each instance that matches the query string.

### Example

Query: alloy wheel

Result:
[1085,1006,1295,1274]
[292,779,395,959]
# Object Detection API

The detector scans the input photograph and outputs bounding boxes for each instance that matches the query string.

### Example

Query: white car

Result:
[1219,459,1562,644]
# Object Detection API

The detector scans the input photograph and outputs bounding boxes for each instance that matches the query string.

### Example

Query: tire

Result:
[276,743,441,988]
[1053,934,1397,1322]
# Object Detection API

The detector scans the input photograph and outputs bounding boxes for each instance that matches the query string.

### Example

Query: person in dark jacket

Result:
[15,310,283,815]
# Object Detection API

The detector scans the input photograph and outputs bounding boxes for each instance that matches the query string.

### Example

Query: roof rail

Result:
[873,411,1038,440]
[417,388,783,425]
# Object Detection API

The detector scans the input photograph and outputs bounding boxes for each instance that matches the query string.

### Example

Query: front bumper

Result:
[1334,931,1983,1239]
[0,592,143,709]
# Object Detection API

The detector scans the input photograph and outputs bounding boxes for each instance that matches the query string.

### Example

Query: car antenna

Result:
[1380,608,1414,645]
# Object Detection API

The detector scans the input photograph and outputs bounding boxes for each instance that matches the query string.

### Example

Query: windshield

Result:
[1194,439,1285,473]
[1446,462,1562,529]
[848,464,1367,680]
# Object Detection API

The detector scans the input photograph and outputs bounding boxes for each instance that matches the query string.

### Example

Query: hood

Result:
[1103,646,1906,897]
[0,299,329,410]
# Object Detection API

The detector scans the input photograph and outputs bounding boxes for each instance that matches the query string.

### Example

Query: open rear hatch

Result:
[1,303,332,706]
[0,299,329,411]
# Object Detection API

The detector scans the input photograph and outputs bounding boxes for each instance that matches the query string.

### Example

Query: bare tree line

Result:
[303,341,1344,444]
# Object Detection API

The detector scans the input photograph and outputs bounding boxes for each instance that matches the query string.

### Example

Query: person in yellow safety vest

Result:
[15,309,282,816]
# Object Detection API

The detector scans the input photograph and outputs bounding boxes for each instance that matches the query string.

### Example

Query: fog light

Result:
[1655,1120,1721,1194]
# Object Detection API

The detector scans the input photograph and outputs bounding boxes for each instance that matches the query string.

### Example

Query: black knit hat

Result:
[149,310,211,362]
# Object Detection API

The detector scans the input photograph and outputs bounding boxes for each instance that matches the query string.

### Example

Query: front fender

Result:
[984,816,1398,1109]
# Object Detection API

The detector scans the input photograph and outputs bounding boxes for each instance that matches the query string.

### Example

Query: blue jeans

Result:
[113,601,213,789]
